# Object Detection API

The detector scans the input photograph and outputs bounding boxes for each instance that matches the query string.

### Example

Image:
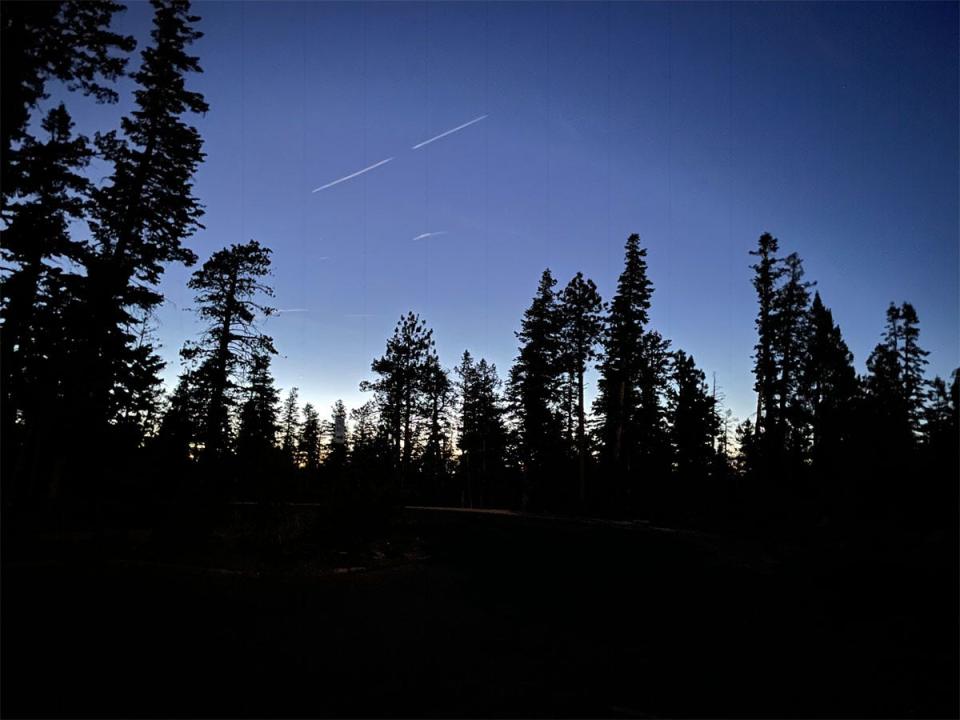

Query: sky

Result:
[50,1,959,427]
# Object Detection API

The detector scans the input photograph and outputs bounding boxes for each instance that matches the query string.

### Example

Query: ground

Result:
[2,504,957,718]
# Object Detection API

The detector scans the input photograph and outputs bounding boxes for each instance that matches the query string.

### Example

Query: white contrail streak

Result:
[412,231,447,241]
[275,308,309,314]
[411,114,488,150]
[311,157,394,192]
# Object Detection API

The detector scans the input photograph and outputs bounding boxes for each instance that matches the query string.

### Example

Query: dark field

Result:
[3,505,957,718]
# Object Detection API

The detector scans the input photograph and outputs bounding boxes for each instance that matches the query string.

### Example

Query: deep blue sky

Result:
[55,1,958,425]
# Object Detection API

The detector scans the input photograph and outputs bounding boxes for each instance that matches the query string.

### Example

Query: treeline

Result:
[2,2,956,538]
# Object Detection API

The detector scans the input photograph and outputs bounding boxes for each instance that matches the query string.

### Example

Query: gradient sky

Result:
[52,1,958,427]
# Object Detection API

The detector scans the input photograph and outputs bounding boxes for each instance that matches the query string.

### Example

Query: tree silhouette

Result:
[155,367,204,469]
[748,232,784,451]
[865,303,929,446]
[773,252,815,472]
[1,105,93,482]
[235,352,281,492]
[507,269,565,509]
[299,403,322,472]
[455,351,508,508]
[862,302,931,526]
[420,354,454,496]
[78,0,208,447]
[349,400,383,481]
[801,292,858,513]
[327,400,349,469]
[279,388,301,467]
[179,240,276,461]
[559,272,604,507]
[363,312,437,487]
[667,351,719,499]
[1,0,134,209]
[594,235,670,513]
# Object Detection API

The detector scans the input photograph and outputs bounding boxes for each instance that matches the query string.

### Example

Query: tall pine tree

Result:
[77,0,208,448]
[559,272,604,506]
[179,240,276,461]
[594,235,670,512]
[507,269,565,509]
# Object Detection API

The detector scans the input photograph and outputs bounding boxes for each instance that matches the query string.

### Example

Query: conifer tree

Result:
[507,269,565,507]
[179,240,276,460]
[801,292,858,474]
[594,235,670,509]
[363,312,436,482]
[667,350,719,483]
[559,272,604,505]
[78,0,208,439]
[1,105,92,436]
[924,374,957,450]
[327,400,349,468]
[156,368,204,466]
[749,232,784,442]
[299,403,322,472]
[863,302,930,525]
[865,302,929,446]
[235,352,280,469]
[279,388,301,466]
[349,400,381,474]
[773,252,814,464]
[421,354,454,491]
[1,0,134,208]
[456,351,508,508]
[921,370,960,529]
[734,419,757,478]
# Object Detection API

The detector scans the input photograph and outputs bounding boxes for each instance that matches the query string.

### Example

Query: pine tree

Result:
[279,388,301,466]
[179,240,276,460]
[299,403,322,472]
[924,375,957,449]
[773,252,814,465]
[559,272,604,506]
[362,312,436,483]
[863,302,931,526]
[327,400,349,468]
[507,269,565,508]
[1,0,134,208]
[456,351,508,508]
[921,370,959,529]
[235,352,280,469]
[749,232,784,442]
[734,418,757,478]
[156,368,204,466]
[349,400,381,475]
[594,235,670,510]
[78,0,208,442]
[667,350,719,483]
[865,302,929,446]
[1,105,92,437]
[801,292,857,474]
[420,354,454,494]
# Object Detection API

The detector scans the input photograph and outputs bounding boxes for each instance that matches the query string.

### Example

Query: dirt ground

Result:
[2,506,957,718]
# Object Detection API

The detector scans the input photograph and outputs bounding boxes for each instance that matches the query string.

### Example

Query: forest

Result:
[2,2,957,718]
[3,0,956,535]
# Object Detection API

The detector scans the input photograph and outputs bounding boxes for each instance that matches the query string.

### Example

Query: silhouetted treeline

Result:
[2,2,956,542]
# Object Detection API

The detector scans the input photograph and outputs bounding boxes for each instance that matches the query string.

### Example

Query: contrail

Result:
[412,231,447,241]
[311,157,394,192]
[276,308,309,314]
[411,114,488,150]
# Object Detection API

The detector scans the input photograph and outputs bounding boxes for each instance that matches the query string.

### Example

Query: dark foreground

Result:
[3,505,957,718]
